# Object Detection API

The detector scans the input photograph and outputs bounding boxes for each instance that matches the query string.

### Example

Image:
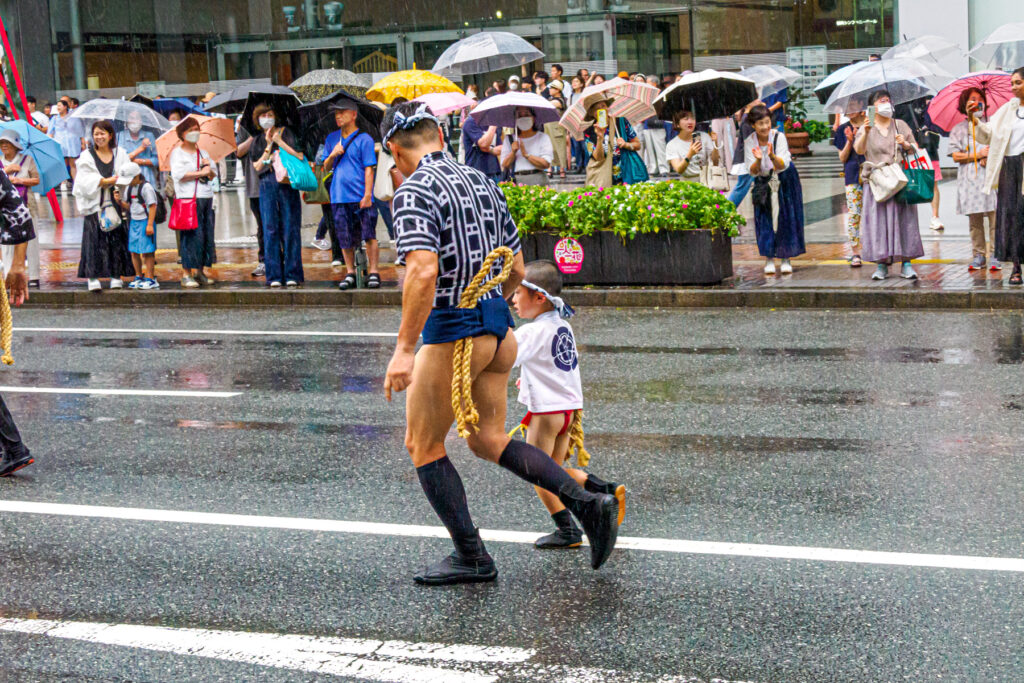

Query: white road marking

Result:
[15,326,397,338]
[0,500,1020,573]
[0,387,241,398]
[0,618,749,683]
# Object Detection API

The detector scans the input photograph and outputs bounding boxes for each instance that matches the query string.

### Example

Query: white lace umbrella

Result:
[433,32,544,77]
[468,92,559,129]
[969,22,1024,71]
[740,65,802,100]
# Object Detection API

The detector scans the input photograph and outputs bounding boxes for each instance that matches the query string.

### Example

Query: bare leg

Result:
[144,254,156,280]
[131,253,143,279]
[366,239,379,274]
[341,247,356,275]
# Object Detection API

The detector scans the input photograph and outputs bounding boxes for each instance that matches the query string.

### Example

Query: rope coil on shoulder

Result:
[452,246,515,438]
[0,274,14,366]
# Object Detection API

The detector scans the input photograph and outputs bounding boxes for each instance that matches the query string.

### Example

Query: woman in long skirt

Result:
[743,104,805,275]
[854,91,923,280]
[72,120,133,291]
[972,68,1024,284]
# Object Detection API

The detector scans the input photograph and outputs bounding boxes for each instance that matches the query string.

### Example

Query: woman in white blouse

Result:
[501,106,554,186]
[743,104,805,275]
[169,117,217,288]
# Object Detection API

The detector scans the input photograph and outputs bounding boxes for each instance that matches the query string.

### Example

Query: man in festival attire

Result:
[382,102,620,585]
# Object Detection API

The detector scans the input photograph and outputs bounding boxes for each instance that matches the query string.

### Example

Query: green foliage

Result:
[801,119,832,144]
[500,181,744,240]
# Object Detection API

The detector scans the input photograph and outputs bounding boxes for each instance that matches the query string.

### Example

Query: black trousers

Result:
[0,394,25,454]
[249,197,265,263]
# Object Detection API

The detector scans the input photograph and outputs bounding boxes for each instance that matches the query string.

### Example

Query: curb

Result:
[18,287,1024,310]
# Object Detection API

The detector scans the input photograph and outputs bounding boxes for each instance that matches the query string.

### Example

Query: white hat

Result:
[115,161,142,185]
[549,79,565,92]
[0,129,24,150]
[508,74,521,83]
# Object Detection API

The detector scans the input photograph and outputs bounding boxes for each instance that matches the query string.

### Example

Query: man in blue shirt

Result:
[460,101,502,182]
[320,100,381,289]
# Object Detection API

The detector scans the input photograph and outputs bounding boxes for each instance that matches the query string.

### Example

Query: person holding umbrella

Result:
[854,91,924,280]
[250,102,306,288]
[950,88,1000,271]
[0,129,39,286]
[833,98,868,267]
[170,117,218,289]
[501,106,553,186]
[73,120,134,291]
[970,67,1024,284]
[116,109,158,187]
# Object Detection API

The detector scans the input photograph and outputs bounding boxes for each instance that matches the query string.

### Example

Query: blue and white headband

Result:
[522,280,575,319]
[382,103,440,146]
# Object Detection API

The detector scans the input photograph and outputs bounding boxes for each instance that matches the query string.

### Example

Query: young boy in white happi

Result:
[511,260,626,548]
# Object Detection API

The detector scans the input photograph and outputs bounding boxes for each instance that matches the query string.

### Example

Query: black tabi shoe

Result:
[0,451,34,477]
[534,527,583,549]
[414,530,497,586]
[585,477,627,527]
[558,484,619,570]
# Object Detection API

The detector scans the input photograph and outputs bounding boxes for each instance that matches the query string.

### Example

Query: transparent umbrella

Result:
[432,31,544,77]
[883,35,962,64]
[69,98,172,135]
[969,22,1024,71]
[823,58,953,115]
[814,61,872,104]
[740,65,802,100]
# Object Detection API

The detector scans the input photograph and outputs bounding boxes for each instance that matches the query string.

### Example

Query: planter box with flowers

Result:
[502,181,743,286]
[783,89,833,156]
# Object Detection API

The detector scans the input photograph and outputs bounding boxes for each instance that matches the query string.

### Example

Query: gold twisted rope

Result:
[567,409,590,467]
[0,274,14,365]
[452,246,515,438]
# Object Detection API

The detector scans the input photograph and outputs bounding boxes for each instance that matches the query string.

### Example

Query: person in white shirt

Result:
[169,117,217,289]
[26,96,49,133]
[511,260,626,549]
[501,107,554,186]
[743,104,805,275]
[666,109,720,182]
[115,161,160,289]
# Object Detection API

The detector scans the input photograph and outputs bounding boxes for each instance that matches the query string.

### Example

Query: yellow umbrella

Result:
[366,70,463,105]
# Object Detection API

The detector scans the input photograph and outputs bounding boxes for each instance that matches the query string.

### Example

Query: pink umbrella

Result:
[926,71,1013,132]
[413,91,476,117]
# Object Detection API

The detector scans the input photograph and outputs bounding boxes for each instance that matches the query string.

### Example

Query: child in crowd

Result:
[511,260,625,548]
[116,162,159,289]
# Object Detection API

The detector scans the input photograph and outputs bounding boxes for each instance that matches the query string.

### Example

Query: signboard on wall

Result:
[786,45,827,93]
[136,81,166,98]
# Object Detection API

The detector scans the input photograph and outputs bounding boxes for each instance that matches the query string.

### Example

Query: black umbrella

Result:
[129,93,155,109]
[655,70,758,122]
[204,84,298,116]
[238,91,303,137]
[295,89,384,160]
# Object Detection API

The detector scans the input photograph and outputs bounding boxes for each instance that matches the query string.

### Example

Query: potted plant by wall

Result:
[782,88,832,156]
[503,180,744,286]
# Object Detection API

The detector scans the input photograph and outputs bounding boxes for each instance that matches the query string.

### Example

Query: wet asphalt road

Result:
[1,306,1024,682]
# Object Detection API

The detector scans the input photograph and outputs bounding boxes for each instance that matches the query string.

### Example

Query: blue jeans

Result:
[373,197,395,240]
[727,174,753,207]
[258,174,304,284]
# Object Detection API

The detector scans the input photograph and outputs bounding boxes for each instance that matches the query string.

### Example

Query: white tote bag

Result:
[373,147,395,202]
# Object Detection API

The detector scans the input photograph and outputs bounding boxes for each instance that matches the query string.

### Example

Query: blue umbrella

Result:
[151,97,206,117]
[0,119,69,195]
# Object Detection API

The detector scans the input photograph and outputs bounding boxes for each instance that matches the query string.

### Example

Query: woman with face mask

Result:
[500,107,553,186]
[72,120,134,291]
[854,90,924,280]
[970,67,1024,285]
[116,111,158,186]
[170,117,218,288]
[744,104,804,275]
[250,102,306,288]
[950,88,999,272]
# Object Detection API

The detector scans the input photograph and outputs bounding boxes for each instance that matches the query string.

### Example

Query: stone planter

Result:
[522,229,732,286]
[785,131,811,156]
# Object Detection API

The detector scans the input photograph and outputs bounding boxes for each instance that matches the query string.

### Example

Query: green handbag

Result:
[302,164,331,204]
[896,149,935,205]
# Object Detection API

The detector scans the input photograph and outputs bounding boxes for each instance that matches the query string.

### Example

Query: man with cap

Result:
[507,75,521,92]
[318,98,382,290]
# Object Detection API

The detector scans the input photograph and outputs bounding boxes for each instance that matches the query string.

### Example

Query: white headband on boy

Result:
[522,280,575,319]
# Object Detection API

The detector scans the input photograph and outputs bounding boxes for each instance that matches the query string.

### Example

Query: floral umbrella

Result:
[366,70,463,105]
[559,77,659,141]
[288,69,370,103]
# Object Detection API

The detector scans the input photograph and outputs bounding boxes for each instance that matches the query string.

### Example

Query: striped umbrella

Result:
[366,70,463,105]
[558,77,659,141]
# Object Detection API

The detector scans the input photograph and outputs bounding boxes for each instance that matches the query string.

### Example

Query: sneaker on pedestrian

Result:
[286,280,300,288]
[780,259,793,275]
[311,238,330,251]
[990,258,1003,271]
[87,278,101,291]
[900,262,918,279]
[871,264,888,280]
[127,277,141,289]
[929,217,945,231]
[331,259,343,268]
[110,278,124,289]
[194,271,215,286]
[139,278,159,290]
[269,280,283,288]
[763,259,776,275]
[969,254,986,271]
[251,263,265,277]
[181,275,199,288]
[0,447,33,477]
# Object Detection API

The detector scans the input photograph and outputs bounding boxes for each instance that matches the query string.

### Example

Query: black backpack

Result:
[128,182,167,225]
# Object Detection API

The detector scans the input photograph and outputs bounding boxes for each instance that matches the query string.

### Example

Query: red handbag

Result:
[169,150,200,231]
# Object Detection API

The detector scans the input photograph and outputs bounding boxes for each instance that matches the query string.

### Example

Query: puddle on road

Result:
[0,369,383,394]
[581,344,982,364]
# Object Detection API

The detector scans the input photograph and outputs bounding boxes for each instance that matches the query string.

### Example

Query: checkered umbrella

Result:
[558,77,659,141]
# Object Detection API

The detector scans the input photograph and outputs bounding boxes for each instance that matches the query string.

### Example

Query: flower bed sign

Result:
[554,237,584,274]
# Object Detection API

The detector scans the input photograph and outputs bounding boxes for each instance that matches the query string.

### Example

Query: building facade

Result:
[0,0,1016,102]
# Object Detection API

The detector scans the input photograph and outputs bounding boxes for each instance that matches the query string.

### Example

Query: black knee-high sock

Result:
[498,440,592,515]
[416,456,485,557]
[0,395,26,457]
